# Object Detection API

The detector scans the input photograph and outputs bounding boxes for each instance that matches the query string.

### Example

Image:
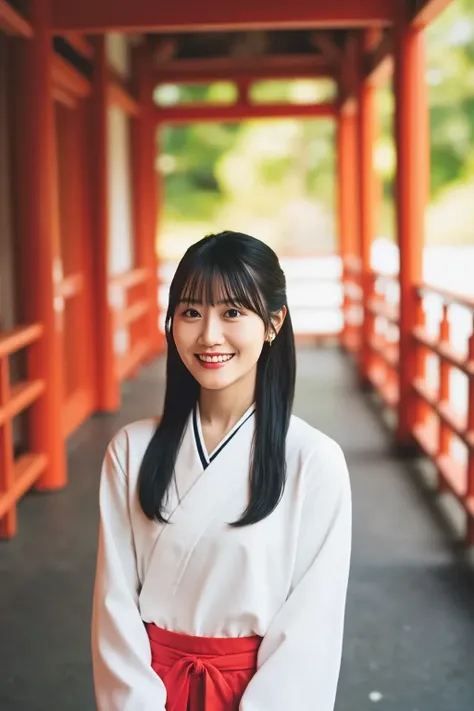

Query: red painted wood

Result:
[337,111,359,350]
[467,326,474,543]
[0,0,33,37]
[394,7,428,443]
[438,305,451,466]
[51,0,394,33]
[412,0,453,28]
[10,0,67,491]
[155,102,336,124]
[357,38,378,383]
[62,32,95,58]
[154,55,332,85]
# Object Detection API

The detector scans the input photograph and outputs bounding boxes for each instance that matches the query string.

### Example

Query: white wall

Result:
[105,34,135,354]
[105,33,131,79]
[107,104,135,277]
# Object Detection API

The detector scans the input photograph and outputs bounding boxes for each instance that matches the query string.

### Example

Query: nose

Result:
[198,313,225,347]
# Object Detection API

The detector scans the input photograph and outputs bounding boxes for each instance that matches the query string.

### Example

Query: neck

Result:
[199,372,256,429]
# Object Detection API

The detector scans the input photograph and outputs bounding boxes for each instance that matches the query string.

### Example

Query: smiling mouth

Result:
[195,354,235,363]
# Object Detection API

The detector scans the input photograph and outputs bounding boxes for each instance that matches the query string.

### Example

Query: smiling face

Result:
[172,291,267,393]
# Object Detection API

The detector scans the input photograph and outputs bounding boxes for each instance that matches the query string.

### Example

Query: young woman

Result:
[92,230,352,711]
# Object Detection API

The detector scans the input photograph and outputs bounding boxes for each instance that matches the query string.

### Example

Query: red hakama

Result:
[146,623,262,711]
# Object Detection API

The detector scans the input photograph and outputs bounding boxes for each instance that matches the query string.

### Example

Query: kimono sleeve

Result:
[91,434,167,711]
[240,438,352,711]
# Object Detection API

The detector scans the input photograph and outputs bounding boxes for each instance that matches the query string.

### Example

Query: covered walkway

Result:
[1,349,473,710]
[1,0,474,709]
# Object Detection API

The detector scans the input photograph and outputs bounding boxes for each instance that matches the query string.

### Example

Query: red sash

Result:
[146,623,261,711]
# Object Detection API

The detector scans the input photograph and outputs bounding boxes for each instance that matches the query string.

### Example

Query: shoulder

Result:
[286,415,350,496]
[105,418,159,474]
[286,414,345,464]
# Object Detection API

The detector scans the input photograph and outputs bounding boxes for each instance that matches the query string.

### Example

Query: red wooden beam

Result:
[155,101,336,124]
[412,0,453,28]
[62,32,95,59]
[0,0,33,37]
[338,29,392,112]
[154,55,333,85]
[108,75,140,116]
[52,0,394,33]
[365,32,393,84]
[52,54,91,99]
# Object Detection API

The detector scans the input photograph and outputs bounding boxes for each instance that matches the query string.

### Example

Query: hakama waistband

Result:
[145,623,261,711]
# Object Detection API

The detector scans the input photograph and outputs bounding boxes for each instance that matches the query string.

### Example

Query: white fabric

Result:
[91,408,352,710]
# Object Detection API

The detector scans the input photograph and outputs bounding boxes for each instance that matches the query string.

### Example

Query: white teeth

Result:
[197,354,234,363]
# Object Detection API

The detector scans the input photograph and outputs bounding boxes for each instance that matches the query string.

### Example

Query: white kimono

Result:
[92,404,352,710]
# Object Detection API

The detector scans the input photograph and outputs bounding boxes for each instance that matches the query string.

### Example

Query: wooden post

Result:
[337,107,359,350]
[0,357,16,536]
[357,36,378,383]
[89,37,120,411]
[131,46,162,358]
[394,6,428,443]
[11,0,66,490]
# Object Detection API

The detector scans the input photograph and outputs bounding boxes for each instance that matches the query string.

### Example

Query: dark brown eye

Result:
[183,308,200,318]
[225,309,242,318]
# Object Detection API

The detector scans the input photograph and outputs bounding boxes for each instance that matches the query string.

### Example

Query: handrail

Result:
[417,282,474,311]
[407,282,472,542]
[342,265,474,543]
[370,268,399,284]
[109,267,150,290]
[0,323,44,359]
[0,324,48,538]
[109,268,154,382]
[343,254,363,273]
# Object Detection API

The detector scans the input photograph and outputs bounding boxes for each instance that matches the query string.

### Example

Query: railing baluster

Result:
[0,325,47,539]
[414,291,429,429]
[438,304,451,485]
[0,356,16,537]
[467,320,474,544]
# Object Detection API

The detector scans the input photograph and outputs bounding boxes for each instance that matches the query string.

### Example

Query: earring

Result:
[267,333,275,346]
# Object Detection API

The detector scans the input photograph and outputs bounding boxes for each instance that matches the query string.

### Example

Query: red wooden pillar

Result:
[394,8,428,443]
[357,41,378,383]
[337,106,359,350]
[11,0,66,490]
[89,37,120,411]
[131,46,162,357]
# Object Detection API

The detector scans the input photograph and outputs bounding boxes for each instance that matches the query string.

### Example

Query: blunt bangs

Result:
[167,256,270,332]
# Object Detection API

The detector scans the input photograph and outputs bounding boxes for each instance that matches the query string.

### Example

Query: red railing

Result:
[342,255,363,355]
[411,285,474,542]
[0,324,48,538]
[343,263,474,544]
[365,268,400,408]
[109,267,153,381]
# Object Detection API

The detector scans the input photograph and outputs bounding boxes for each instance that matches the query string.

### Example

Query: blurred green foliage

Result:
[156,0,474,253]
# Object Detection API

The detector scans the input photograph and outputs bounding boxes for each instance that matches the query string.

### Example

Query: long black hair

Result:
[138,231,296,527]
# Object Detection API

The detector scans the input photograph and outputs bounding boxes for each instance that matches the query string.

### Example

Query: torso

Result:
[110,408,340,638]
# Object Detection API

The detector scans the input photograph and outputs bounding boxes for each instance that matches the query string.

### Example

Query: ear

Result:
[269,305,287,338]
